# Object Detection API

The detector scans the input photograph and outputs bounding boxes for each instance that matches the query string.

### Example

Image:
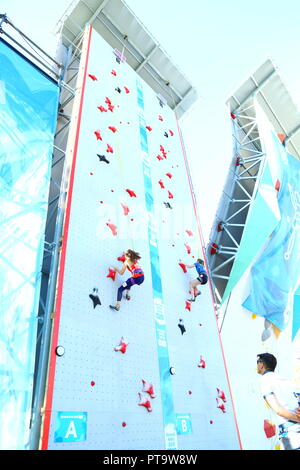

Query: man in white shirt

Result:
[257,353,300,450]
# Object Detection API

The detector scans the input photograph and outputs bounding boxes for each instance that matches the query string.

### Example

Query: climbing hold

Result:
[94,130,102,141]
[275,179,280,191]
[210,243,219,255]
[185,243,191,254]
[158,115,163,121]
[142,380,156,398]
[185,230,193,237]
[217,222,224,232]
[126,189,137,198]
[217,388,226,402]
[185,301,191,311]
[108,126,118,133]
[90,172,94,176]
[160,145,165,152]
[168,191,174,199]
[169,129,174,136]
[111,69,117,76]
[146,125,152,132]
[188,391,192,395]
[198,356,206,368]
[156,154,163,161]
[166,172,172,179]
[164,132,169,138]
[121,203,130,215]
[138,392,152,412]
[122,422,127,427]
[124,86,130,94]
[264,420,276,438]
[231,112,236,119]
[216,398,226,413]
[105,97,112,105]
[88,74,98,81]
[106,144,114,153]
[55,346,65,357]
[178,319,186,335]
[108,103,115,112]
[97,105,107,112]
[89,288,101,308]
[115,87,121,93]
[107,268,116,280]
[106,223,117,236]
[114,336,129,354]
[164,202,172,209]
[158,179,165,189]
[97,154,110,164]
[117,254,126,262]
[179,262,187,273]
[91,381,96,387]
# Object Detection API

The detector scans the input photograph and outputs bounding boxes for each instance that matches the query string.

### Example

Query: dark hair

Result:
[197,258,204,264]
[126,249,141,262]
[257,353,277,371]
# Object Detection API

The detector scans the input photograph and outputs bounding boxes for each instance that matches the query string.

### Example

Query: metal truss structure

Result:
[206,101,265,316]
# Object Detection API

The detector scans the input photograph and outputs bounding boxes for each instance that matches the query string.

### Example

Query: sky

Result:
[2,0,300,242]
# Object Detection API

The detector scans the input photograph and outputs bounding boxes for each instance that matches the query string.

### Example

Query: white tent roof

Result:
[58,0,197,118]
[227,59,300,160]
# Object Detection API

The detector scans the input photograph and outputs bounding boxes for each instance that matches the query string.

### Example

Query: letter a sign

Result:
[54,412,87,443]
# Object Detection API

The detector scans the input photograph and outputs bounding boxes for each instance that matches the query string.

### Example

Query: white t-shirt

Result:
[260,371,299,425]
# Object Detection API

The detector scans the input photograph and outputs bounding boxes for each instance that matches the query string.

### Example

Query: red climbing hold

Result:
[216,398,226,413]
[94,130,102,141]
[185,230,193,237]
[108,126,117,133]
[117,254,126,262]
[105,97,112,105]
[158,115,164,121]
[185,243,191,254]
[97,105,107,112]
[275,179,281,191]
[185,301,191,311]
[179,262,187,273]
[217,388,226,402]
[124,86,130,94]
[111,69,117,76]
[231,112,236,119]
[107,104,115,112]
[142,380,156,398]
[90,381,96,386]
[146,126,152,131]
[166,172,172,179]
[114,337,129,354]
[106,144,114,153]
[198,356,206,368]
[264,419,276,438]
[107,267,116,280]
[210,243,219,255]
[162,151,167,159]
[168,191,174,199]
[158,179,165,189]
[122,422,127,427]
[126,189,137,198]
[121,203,130,215]
[169,129,174,136]
[138,393,152,412]
[88,74,98,81]
[156,154,163,161]
[160,145,165,152]
[106,223,117,236]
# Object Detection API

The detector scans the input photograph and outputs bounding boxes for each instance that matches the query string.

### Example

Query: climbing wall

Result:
[40,26,241,450]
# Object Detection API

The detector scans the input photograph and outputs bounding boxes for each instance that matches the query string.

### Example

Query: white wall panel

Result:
[42,26,241,450]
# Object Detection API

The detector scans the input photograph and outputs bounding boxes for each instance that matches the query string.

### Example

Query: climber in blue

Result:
[186,258,208,301]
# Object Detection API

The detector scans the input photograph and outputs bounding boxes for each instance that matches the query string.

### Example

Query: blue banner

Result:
[0,39,59,449]
[243,136,300,332]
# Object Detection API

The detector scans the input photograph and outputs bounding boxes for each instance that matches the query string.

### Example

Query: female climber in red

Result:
[109,249,144,311]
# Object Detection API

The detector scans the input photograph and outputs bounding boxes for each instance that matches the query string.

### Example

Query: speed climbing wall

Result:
[40,25,241,450]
